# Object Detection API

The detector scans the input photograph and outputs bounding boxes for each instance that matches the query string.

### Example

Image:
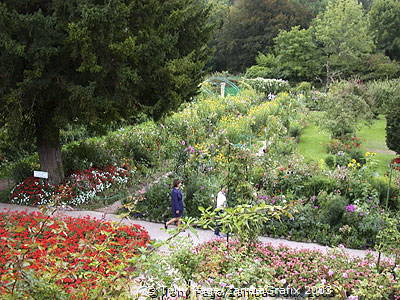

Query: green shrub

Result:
[247,101,281,134]
[361,53,400,81]
[324,155,337,169]
[10,155,40,183]
[355,212,386,248]
[244,53,280,79]
[303,175,338,197]
[8,270,69,300]
[184,174,221,218]
[319,80,372,138]
[132,176,172,222]
[370,176,400,209]
[62,139,112,174]
[386,107,400,154]
[288,122,303,141]
[264,204,333,245]
[319,192,348,227]
[364,79,400,114]
[294,81,312,94]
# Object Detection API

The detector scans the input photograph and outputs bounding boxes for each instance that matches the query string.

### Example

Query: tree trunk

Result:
[36,122,64,185]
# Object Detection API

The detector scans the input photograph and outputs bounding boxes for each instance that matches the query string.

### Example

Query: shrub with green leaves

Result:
[198,203,292,248]
[244,53,280,79]
[132,176,172,222]
[386,107,400,154]
[318,192,348,226]
[62,139,112,174]
[365,79,400,114]
[319,80,372,138]
[9,155,40,183]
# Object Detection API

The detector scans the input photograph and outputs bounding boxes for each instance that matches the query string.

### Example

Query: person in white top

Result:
[215,187,227,236]
[216,188,227,209]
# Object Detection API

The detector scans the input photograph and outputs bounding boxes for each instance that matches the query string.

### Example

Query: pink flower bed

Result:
[194,240,400,299]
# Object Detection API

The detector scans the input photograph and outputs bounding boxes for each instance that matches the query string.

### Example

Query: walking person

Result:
[214,186,228,236]
[165,179,184,229]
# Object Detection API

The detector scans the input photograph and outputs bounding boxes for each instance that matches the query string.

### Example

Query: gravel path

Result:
[0,202,379,260]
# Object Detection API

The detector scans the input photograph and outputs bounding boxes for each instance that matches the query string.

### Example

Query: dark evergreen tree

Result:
[0,0,213,184]
[386,106,400,155]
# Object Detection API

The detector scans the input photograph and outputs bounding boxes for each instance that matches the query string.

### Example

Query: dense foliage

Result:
[0,0,213,184]
[370,0,400,61]
[211,0,313,72]
[386,107,400,155]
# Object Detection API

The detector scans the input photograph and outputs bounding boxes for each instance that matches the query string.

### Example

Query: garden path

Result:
[0,202,379,260]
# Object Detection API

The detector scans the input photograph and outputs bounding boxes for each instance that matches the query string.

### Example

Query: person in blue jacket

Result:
[165,179,184,229]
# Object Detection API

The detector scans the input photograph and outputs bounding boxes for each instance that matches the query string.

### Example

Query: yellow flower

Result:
[365,152,376,157]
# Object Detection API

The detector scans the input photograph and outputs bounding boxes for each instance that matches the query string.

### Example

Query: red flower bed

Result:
[10,165,133,206]
[10,177,54,206]
[0,211,150,295]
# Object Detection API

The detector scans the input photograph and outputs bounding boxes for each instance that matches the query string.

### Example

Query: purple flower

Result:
[180,140,186,145]
[185,146,195,153]
[345,204,356,212]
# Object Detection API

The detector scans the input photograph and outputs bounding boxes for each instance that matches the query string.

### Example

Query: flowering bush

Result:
[327,136,362,154]
[10,165,133,207]
[392,157,400,171]
[0,211,150,297]
[243,78,290,95]
[9,177,54,206]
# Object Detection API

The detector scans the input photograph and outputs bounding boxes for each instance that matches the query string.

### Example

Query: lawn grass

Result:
[357,116,395,175]
[298,115,396,175]
[298,124,330,162]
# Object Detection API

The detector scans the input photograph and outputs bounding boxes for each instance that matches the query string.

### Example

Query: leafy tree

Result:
[370,0,400,61]
[291,0,329,15]
[272,26,323,82]
[0,0,213,184]
[212,0,313,73]
[312,0,375,83]
[245,26,323,82]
